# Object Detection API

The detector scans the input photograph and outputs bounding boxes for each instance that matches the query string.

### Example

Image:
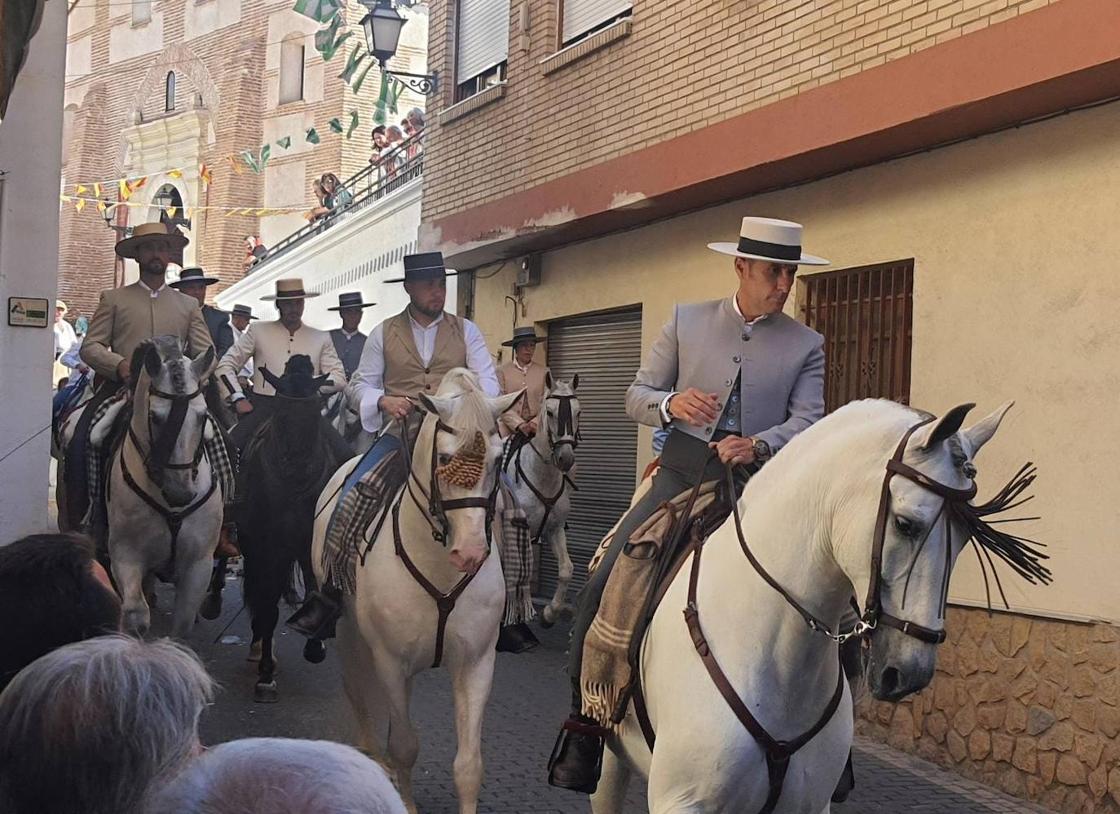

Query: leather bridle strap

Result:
[391,490,476,669]
[684,543,845,814]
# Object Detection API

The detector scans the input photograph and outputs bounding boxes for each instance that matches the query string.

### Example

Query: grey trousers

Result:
[567,430,745,708]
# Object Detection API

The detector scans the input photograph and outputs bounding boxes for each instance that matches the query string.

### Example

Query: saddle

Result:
[581,475,734,727]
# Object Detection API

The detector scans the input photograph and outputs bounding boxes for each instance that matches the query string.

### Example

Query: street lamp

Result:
[359,0,438,95]
[153,185,192,231]
[100,200,132,238]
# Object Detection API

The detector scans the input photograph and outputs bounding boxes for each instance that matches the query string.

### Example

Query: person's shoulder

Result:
[674,297,727,322]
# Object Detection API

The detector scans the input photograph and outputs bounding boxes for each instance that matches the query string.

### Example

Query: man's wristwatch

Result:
[751,437,772,463]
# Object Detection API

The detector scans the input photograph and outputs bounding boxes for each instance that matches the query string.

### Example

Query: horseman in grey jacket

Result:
[549,216,830,794]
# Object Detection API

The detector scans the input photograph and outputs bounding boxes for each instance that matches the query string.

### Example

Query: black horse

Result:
[237,355,347,702]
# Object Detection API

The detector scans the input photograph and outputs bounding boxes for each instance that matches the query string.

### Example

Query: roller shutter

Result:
[539,308,642,598]
[562,0,631,44]
[456,0,510,83]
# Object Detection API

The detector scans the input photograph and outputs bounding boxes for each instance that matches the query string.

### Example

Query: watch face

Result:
[753,439,772,460]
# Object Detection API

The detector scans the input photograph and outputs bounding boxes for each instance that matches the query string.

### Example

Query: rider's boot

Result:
[496,622,540,653]
[285,583,343,640]
[547,713,608,794]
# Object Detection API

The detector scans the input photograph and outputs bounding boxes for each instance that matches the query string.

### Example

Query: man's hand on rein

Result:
[709,434,756,466]
[380,395,414,421]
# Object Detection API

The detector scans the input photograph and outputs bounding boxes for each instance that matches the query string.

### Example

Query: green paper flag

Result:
[328,118,343,134]
[338,43,366,84]
[350,58,375,94]
[372,71,405,126]
[305,127,320,144]
[345,109,360,139]
[276,136,292,149]
[314,13,351,61]
[259,144,271,170]
[292,0,342,24]
[241,150,260,174]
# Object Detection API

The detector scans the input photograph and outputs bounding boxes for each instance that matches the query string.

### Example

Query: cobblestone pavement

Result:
[172,578,1051,813]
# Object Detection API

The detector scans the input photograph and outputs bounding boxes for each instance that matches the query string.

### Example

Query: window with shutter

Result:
[455,0,509,101]
[560,0,631,45]
[132,0,151,25]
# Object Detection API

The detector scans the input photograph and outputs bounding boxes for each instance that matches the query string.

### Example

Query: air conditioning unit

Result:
[517,254,541,288]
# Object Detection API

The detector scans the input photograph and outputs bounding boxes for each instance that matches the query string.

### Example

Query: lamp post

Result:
[100,201,131,287]
[153,186,192,231]
[359,0,438,95]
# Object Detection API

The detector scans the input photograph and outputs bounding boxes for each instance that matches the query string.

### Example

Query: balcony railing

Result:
[248,132,424,273]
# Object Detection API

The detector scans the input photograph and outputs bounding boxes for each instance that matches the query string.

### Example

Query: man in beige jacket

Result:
[65,223,214,531]
[496,326,547,438]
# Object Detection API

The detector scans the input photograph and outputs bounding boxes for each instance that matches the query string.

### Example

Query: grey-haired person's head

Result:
[0,635,215,814]
[146,737,407,814]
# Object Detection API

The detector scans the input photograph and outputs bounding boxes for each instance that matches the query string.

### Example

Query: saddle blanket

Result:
[582,481,720,727]
[83,390,236,528]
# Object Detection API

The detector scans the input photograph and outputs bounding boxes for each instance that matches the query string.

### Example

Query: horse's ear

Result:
[917,403,976,452]
[490,389,525,419]
[190,347,216,380]
[144,344,162,380]
[260,365,282,390]
[961,401,1014,457]
[417,393,452,417]
[312,374,331,389]
[545,370,553,391]
[571,373,579,390]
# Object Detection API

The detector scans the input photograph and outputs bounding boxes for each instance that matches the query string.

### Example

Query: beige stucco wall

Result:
[469,99,1120,626]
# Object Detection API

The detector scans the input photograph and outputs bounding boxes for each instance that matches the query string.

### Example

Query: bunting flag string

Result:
[61,192,316,217]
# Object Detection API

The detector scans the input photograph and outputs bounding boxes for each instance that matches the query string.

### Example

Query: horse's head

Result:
[262,355,327,398]
[542,372,581,473]
[416,368,523,575]
[132,337,215,507]
[827,401,1022,701]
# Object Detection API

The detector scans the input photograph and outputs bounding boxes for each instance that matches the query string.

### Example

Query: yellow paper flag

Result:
[75,184,88,196]
[167,206,177,219]
[119,179,131,201]
[93,182,102,198]
[75,198,86,213]
[227,156,243,176]
[168,169,183,179]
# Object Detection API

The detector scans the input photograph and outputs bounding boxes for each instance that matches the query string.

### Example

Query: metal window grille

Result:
[800,260,914,413]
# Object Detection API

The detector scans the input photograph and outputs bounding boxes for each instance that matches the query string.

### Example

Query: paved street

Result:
[165,573,1050,814]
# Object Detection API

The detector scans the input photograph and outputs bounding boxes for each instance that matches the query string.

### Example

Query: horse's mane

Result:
[435,368,496,445]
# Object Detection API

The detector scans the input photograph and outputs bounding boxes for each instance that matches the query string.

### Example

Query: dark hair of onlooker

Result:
[0,532,121,691]
[371,125,386,139]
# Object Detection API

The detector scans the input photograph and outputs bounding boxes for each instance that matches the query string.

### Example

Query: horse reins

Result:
[392,409,501,668]
[504,406,579,544]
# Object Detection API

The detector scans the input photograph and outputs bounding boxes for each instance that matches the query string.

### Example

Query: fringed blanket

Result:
[495,479,534,626]
[321,450,406,596]
[581,482,719,727]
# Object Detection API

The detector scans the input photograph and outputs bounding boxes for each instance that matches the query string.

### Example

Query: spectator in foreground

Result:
[0,635,215,814]
[147,737,407,814]
[0,532,121,691]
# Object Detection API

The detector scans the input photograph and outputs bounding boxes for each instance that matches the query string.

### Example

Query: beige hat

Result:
[55,300,68,314]
[261,278,320,301]
[707,217,829,266]
[115,222,190,260]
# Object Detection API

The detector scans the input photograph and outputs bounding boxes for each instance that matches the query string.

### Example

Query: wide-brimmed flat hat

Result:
[170,266,220,288]
[327,291,377,311]
[502,326,545,347]
[115,222,189,260]
[231,304,258,320]
[707,217,829,266]
[261,278,320,301]
[384,251,461,284]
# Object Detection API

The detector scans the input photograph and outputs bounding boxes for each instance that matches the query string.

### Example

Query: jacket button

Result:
[425,384,432,390]
[733,355,741,363]
[424,367,430,374]
[706,426,714,434]
[724,378,733,387]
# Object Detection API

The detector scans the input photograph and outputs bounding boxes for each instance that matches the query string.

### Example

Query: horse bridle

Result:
[732,417,974,647]
[545,393,581,455]
[130,385,207,483]
[398,408,500,548]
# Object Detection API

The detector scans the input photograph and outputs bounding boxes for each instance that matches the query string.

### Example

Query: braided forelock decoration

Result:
[950,462,1052,611]
[432,369,495,489]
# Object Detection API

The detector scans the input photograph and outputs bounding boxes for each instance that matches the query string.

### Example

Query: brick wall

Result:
[59,0,362,312]
[422,0,1061,225]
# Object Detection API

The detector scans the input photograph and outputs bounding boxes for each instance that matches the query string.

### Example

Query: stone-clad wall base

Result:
[857,607,1120,813]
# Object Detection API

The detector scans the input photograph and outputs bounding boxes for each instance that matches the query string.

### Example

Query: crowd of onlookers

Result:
[0,531,407,814]
[371,107,426,172]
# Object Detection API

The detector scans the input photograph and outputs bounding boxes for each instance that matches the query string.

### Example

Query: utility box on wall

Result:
[517,254,541,288]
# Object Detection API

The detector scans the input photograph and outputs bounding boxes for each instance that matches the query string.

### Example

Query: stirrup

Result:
[546,717,609,794]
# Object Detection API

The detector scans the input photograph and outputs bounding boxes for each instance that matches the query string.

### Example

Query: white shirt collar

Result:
[340,328,360,338]
[731,295,769,327]
[139,279,167,298]
[513,359,532,374]
[408,307,443,331]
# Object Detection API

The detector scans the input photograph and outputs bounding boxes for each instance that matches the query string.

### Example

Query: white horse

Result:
[108,338,223,637]
[325,387,376,455]
[593,398,1027,814]
[312,369,522,814]
[503,373,581,626]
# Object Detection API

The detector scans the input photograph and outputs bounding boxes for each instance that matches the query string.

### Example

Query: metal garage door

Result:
[539,308,642,598]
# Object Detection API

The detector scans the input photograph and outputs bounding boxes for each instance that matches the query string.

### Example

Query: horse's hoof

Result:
[199,591,222,621]
[540,607,556,629]
[303,639,327,664]
[253,681,279,704]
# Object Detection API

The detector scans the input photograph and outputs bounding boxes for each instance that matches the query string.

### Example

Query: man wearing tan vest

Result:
[287,251,499,640]
[496,326,548,438]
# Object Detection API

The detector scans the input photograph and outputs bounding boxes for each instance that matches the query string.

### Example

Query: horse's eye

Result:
[547,409,555,417]
[437,453,452,466]
[894,515,920,538]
